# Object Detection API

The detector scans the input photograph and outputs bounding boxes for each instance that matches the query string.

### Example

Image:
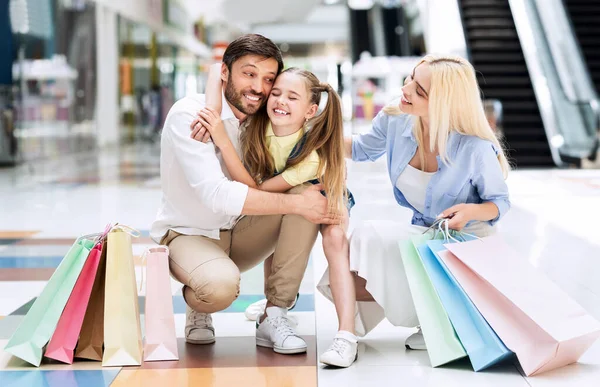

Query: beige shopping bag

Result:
[102,225,143,367]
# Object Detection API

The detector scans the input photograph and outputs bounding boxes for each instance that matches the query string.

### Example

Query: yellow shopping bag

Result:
[102,225,143,367]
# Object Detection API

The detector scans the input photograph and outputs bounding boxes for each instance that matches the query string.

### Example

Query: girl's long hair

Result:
[241,67,346,211]
[383,54,510,178]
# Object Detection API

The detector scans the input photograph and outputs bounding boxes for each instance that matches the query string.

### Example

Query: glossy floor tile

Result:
[319,363,530,387]
[0,232,39,239]
[137,337,317,370]
[110,367,316,387]
[1,135,600,386]
[0,370,120,387]
[5,294,315,316]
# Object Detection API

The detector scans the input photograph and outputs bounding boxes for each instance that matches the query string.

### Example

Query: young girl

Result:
[316,54,510,352]
[191,65,360,367]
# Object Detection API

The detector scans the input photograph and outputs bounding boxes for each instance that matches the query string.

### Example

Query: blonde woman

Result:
[317,54,511,351]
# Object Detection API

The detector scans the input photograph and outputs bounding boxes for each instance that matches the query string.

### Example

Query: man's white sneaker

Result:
[405,326,426,350]
[245,294,299,321]
[185,306,215,344]
[320,331,358,368]
[245,299,268,321]
[256,307,307,354]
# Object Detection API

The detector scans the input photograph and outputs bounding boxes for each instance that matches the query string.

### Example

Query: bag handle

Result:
[111,223,142,238]
[436,218,482,243]
[78,223,115,245]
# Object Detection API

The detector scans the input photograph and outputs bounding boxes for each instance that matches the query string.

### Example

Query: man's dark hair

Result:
[222,34,284,75]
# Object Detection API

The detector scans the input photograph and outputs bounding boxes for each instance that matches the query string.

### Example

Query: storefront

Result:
[1,0,98,164]
[117,14,202,144]
[0,0,209,165]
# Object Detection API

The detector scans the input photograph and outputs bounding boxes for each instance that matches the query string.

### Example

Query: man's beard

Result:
[224,74,264,115]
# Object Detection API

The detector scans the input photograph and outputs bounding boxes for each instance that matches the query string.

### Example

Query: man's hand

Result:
[295,184,341,225]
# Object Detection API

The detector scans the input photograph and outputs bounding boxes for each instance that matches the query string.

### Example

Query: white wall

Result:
[90,0,210,57]
[417,0,468,58]
[251,4,349,44]
[95,5,119,147]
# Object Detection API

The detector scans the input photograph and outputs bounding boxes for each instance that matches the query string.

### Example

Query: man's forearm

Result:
[240,188,300,216]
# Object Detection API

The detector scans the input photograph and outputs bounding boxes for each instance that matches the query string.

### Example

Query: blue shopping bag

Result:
[416,238,514,371]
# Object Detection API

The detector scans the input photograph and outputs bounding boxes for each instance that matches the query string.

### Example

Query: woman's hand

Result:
[438,202,499,231]
[437,203,476,231]
[194,107,232,150]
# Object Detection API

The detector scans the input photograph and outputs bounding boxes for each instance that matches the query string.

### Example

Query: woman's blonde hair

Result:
[383,54,510,178]
[241,68,346,212]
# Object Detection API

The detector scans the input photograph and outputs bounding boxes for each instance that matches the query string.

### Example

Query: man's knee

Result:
[186,258,241,313]
[286,182,312,194]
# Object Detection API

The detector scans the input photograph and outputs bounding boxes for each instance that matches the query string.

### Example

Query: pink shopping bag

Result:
[143,246,179,361]
[45,241,104,364]
[440,235,600,376]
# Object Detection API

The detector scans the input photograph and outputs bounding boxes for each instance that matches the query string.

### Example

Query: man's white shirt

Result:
[150,93,249,242]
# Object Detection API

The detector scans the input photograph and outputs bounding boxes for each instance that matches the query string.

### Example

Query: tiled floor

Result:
[1,129,600,386]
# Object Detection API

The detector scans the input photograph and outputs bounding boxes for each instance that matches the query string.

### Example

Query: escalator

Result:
[563,0,600,96]
[458,0,555,167]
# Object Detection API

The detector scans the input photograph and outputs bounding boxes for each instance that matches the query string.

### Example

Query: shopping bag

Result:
[102,225,143,367]
[143,246,179,361]
[45,240,105,364]
[420,239,513,371]
[399,233,466,367]
[442,235,600,376]
[4,236,96,366]
[75,240,108,361]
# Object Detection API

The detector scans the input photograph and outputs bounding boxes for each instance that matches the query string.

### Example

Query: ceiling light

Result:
[348,0,375,10]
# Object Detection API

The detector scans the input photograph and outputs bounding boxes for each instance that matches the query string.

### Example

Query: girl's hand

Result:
[437,203,476,231]
[195,108,232,150]
[190,118,211,143]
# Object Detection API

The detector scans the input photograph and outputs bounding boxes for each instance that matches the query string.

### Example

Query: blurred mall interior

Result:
[0,0,599,386]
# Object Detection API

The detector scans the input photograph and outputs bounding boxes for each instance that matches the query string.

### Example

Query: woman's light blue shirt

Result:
[351,112,510,227]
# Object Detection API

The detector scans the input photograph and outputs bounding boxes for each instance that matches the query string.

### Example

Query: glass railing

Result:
[534,0,599,148]
[509,0,599,165]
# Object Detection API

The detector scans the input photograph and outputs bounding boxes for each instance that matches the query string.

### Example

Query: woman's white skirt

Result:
[316,220,495,337]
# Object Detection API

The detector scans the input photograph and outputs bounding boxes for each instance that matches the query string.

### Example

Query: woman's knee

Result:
[186,258,241,313]
[349,222,378,247]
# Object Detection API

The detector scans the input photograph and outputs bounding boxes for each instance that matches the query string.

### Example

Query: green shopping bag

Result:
[399,233,466,367]
[4,237,96,366]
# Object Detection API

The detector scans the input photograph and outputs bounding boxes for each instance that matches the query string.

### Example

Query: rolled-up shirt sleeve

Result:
[472,143,511,226]
[352,111,390,162]
[165,107,248,216]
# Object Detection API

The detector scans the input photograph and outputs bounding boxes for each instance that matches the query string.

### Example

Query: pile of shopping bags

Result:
[3,224,179,367]
[400,219,600,376]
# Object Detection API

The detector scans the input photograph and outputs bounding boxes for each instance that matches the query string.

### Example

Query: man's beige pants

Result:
[160,187,319,313]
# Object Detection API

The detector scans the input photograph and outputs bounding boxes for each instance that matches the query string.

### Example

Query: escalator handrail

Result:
[510,0,599,164]
[509,0,565,166]
[537,0,600,136]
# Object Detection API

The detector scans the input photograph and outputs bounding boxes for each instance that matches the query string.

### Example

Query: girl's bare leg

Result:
[321,210,356,333]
